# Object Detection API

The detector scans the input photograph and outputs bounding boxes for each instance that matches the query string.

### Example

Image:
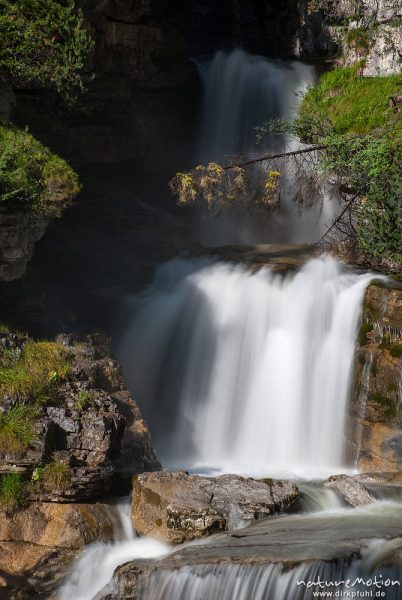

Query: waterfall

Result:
[130,558,402,600]
[197,49,316,161]
[118,255,374,477]
[59,500,169,600]
[195,49,337,244]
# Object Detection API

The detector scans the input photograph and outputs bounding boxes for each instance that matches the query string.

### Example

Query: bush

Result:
[0,340,71,403]
[0,122,80,214]
[0,404,37,454]
[0,0,93,101]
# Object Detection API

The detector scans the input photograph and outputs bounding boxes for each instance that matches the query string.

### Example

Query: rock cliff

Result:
[348,281,402,472]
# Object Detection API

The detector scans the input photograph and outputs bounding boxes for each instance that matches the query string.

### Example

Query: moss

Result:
[389,344,402,358]
[0,404,37,454]
[372,392,399,420]
[0,473,28,510]
[0,340,71,404]
[299,65,402,135]
[358,354,366,366]
[0,121,80,216]
[359,322,373,346]
[345,27,373,52]
[154,518,163,527]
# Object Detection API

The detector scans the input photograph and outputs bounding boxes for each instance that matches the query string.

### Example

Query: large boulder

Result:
[131,470,299,544]
[325,474,376,507]
[0,502,115,596]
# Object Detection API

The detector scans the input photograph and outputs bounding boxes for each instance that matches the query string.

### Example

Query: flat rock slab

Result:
[111,506,402,599]
[131,470,299,543]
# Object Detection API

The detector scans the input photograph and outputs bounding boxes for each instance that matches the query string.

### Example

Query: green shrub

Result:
[0,122,80,214]
[0,0,93,101]
[0,404,37,454]
[0,473,28,509]
[0,340,71,403]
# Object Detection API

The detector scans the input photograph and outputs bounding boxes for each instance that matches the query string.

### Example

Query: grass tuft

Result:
[0,404,37,454]
[0,473,28,509]
[0,340,71,403]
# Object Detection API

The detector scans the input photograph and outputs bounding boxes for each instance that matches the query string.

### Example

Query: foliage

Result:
[76,390,91,411]
[36,461,71,491]
[0,0,94,101]
[0,340,71,403]
[0,404,37,454]
[0,473,28,509]
[297,65,402,136]
[0,122,80,214]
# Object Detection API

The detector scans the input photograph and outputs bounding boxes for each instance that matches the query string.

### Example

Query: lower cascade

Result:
[119,255,374,477]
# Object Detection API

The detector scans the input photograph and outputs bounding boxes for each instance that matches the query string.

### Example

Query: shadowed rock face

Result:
[0,331,160,502]
[348,282,402,473]
[131,470,299,544]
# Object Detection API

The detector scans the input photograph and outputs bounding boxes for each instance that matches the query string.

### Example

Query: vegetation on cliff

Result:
[0,122,80,214]
[0,0,93,101]
[0,0,93,216]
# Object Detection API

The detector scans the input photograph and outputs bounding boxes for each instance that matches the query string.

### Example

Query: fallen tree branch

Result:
[315,187,365,246]
[223,145,327,170]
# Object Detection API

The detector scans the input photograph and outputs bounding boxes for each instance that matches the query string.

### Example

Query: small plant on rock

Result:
[0,404,37,454]
[0,473,28,509]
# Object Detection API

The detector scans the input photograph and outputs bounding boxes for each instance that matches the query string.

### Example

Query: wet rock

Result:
[108,508,402,599]
[325,474,376,507]
[131,470,299,544]
[348,282,402,473]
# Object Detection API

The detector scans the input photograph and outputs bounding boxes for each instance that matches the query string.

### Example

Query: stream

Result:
[59,49,402,600]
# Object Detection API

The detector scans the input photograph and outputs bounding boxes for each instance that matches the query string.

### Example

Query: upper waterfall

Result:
[198,49,316,161]
[118,255,374,478]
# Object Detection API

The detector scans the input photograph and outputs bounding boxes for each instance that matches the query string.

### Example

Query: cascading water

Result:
[198,49,315,161]
[118,255,374,477]
[195,49,338,244]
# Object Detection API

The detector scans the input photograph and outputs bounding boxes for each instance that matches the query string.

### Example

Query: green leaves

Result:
[0,122,80,213]
[0,0,94,102]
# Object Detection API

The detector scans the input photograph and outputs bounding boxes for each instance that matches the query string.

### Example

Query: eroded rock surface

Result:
[0,501,116,596]
[0,331,160,501]
[325,474,376,507]
[131,470,299,543]
[348,282,402,473]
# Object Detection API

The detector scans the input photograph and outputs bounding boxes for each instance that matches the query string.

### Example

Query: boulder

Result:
[325,474,376,507]
[131,470,299,544]
[0,502,115,596]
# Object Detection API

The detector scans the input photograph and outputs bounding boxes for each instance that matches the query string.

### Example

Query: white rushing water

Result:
[119,255,374,478]
[59,500,169,600]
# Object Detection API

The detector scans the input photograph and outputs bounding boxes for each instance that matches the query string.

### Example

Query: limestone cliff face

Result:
[348,281,402,473]
[299,0,402,74]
